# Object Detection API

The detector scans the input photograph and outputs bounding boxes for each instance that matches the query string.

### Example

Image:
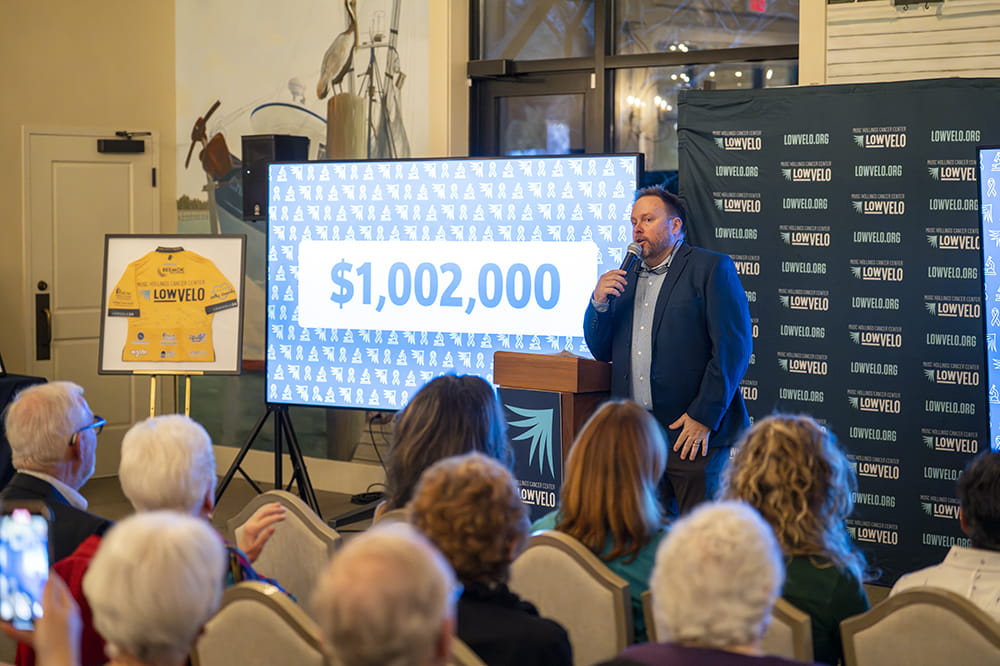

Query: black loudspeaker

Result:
[241,134,310,221]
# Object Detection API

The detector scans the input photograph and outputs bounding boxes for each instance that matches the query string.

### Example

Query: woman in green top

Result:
[532,400,669,642]
[721,414,870,666]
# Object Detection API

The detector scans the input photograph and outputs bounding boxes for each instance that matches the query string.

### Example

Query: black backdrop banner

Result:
[678,78,999,585]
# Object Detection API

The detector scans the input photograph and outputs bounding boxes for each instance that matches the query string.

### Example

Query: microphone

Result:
[619,242,642,273]
[607,243,642,303]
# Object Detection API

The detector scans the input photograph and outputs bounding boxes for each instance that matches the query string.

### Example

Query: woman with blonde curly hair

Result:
[532,400,669,642]
[720,414,869,666]
[411,452,572,666]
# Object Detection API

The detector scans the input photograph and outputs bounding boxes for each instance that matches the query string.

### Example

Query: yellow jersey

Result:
[108,247,238,362]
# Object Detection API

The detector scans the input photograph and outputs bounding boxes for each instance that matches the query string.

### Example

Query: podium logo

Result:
[853,126,907,148]
[926,232,980,250]
[928,165,976,182]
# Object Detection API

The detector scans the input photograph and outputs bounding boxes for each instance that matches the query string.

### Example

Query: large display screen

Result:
[978,146,1000,452]
[266,154,641,409]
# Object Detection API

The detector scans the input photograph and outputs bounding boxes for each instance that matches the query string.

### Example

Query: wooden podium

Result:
[494,351,611,460]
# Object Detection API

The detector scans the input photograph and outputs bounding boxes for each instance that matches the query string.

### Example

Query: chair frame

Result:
[641,589,657,642]
[226,488,341,556]
[191,581,329,666]
[514,530,634,652]
[449,636,487,666]
[841,587,1000,666]
[767,597,814,662]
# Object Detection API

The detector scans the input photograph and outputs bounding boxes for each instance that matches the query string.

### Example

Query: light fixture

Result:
[734,70,743,78]
[766,69,773,80]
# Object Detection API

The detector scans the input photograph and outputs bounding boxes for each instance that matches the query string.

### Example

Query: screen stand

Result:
[215,403,320,514]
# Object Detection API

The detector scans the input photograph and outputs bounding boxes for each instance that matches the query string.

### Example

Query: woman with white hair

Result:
[83,511,227,666]
[601,501,810,666]
[15,415,286,666]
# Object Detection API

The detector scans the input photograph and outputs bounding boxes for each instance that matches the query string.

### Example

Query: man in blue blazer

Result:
[1,381,111,561]
[585,187,752,515]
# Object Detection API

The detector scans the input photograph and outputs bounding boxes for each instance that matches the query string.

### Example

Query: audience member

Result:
[532,400,668,641]
[411,453,572,666]
[313,522,456,666]
[17,414,285,666]
[601,501,811,666]
[891,449,1000,620]
[82,511,227,666]
[1,381,111,561]
[721,414,869,666]
[379,374,513,518]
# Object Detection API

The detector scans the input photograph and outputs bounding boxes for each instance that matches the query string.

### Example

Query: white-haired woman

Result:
[83,511,227,666]
[601,501,810,666]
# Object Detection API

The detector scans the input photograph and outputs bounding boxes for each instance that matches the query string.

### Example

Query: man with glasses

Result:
[585,187,752,516]
[1,381,112,561]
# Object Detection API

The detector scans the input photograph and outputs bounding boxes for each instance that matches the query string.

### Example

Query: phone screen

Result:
[0,508,50,629]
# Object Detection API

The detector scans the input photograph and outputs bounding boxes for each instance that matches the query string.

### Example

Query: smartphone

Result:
[0,502,51,629]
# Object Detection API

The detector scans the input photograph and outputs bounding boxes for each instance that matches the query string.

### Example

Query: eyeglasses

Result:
[74,415,106,437]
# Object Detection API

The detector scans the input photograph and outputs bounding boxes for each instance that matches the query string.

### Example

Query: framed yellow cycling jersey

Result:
[99,235,246,374]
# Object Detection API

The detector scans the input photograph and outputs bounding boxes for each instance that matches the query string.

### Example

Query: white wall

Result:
[816,0,1000,84]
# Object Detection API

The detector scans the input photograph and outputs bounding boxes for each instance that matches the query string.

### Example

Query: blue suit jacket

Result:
[584,243,752,449]
[0,473,112,562]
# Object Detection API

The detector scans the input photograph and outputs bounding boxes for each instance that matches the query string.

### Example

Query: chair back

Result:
[760,598,814,662]
[508,530,633,665]
[448,637,487,666]
[191,581,329,666]
[841,587,1000,666]
[227,489,341,608]
[641,589,657,642]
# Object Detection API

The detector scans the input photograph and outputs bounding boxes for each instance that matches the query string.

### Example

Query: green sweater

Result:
[781,556,869,666]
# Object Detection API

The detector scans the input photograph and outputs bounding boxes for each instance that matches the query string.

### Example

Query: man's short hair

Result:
[83,511,226,666]
[957,450,1000,551]
[313,522,456,666]
[119,415,217,515]
[635,186,687,227]
[651,501,784,649]
[4,381,89,469]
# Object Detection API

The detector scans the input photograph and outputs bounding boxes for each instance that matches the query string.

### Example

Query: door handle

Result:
[35,293,51,361]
